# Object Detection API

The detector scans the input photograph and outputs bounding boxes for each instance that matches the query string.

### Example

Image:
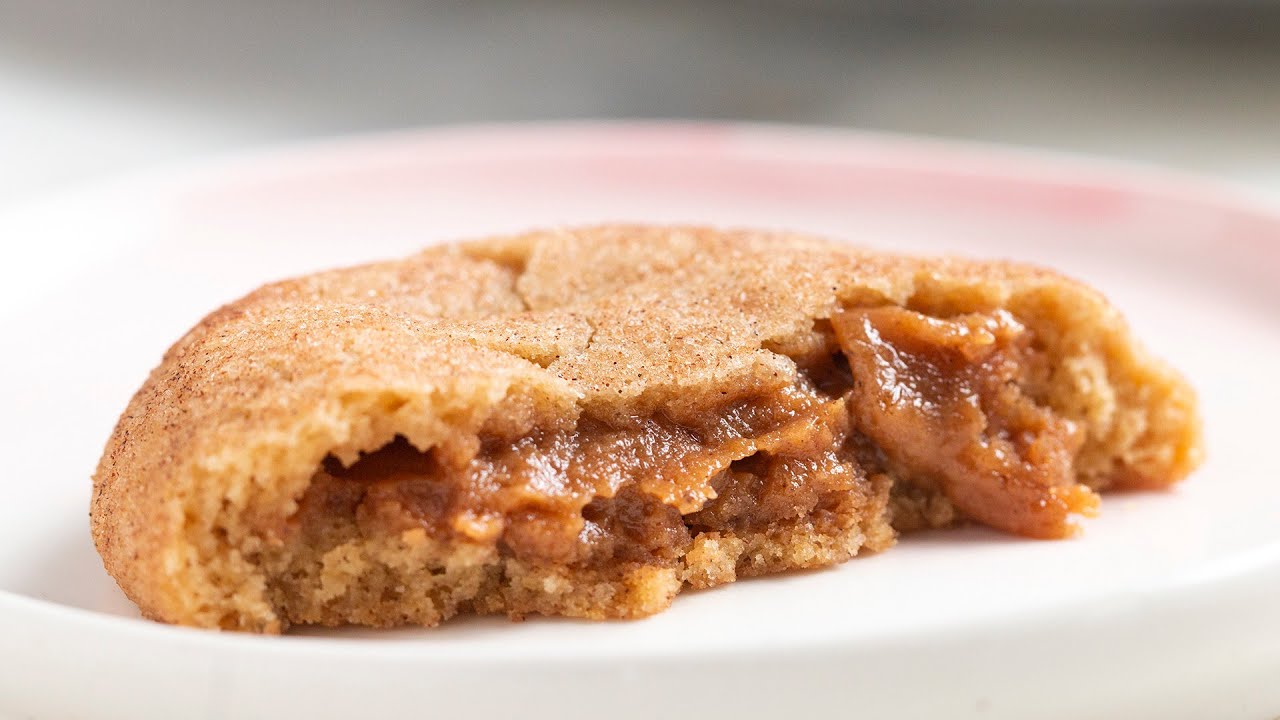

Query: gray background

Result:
[2,0,1279,204]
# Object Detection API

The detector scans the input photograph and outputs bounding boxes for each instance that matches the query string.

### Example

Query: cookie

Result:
[91,225,1203,632]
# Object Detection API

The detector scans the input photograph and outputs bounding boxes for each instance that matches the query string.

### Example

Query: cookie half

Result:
[91,225,1203,632]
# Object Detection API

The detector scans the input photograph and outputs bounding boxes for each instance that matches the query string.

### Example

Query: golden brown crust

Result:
[90,225,1202,632]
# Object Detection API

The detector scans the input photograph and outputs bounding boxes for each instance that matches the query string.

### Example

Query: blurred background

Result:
[2,0,1279,206]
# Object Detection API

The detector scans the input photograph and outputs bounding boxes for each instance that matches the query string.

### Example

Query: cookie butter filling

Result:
[291,382,871,569]
[263,305,1097,625]
[834,306,1098,538]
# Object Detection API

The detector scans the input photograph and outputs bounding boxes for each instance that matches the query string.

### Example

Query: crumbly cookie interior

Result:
[260,306,1093,629]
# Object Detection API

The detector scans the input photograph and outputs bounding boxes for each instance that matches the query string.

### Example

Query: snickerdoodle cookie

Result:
[91,225,1202,633]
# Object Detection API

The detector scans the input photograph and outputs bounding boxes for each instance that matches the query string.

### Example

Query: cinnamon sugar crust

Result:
[90,225,1202,633]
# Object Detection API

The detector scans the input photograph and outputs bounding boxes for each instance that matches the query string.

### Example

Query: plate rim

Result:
[2,119,1278,658]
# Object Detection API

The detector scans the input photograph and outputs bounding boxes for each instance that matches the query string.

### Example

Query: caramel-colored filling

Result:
[834,307,1097,538]
[296,306,1097,571]
[303,383,866,568]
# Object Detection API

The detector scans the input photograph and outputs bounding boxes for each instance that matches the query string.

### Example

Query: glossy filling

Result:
[834,306,1097,538]
[294,306,1097,572]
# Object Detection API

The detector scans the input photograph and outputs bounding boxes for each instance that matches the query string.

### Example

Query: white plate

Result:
[1,123,1277,720]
